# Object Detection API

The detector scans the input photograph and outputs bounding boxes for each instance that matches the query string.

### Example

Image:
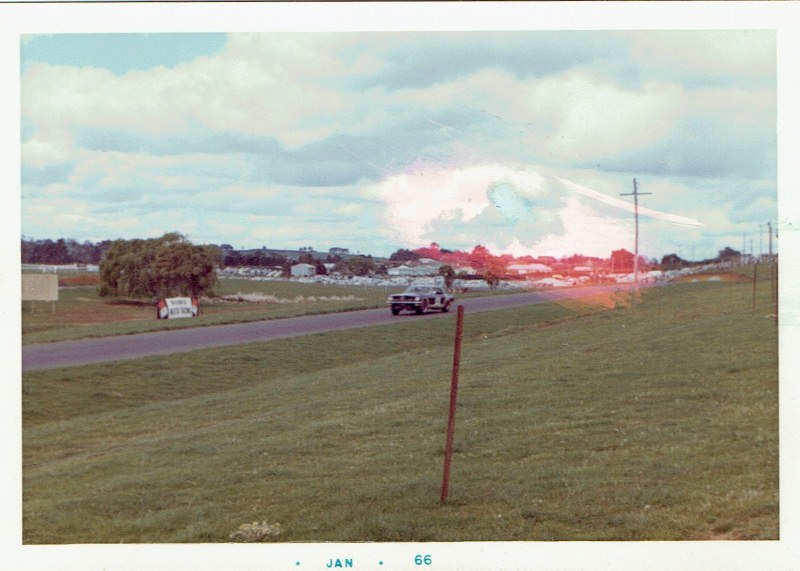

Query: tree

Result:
[483,255,506,291]
[99,233,221,298]
[717,247,741,264]
[438,264,456,290]
[298,252,316,265]
[469,245,489,272]
[484,270,501,291]
[389,248,420,263]
[660,253,685,270]
[347,255,376,276]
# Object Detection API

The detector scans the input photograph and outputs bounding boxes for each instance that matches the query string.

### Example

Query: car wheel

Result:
[391,305,401,315]
[416,300,428,314]
[442,301,451,312]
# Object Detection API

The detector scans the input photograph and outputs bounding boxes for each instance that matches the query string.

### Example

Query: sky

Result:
[18,25,780,261]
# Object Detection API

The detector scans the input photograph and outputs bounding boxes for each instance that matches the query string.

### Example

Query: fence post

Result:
[441,304,464,503]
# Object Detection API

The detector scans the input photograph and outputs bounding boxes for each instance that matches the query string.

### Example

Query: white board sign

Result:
[157,297,199,319]
[22,274,59,302]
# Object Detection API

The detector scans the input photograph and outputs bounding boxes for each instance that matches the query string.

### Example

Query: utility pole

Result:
[620,178,651,303]
[742,233,746,265]
[768,221,773,262]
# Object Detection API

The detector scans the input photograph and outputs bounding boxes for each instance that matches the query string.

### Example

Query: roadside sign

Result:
[157,297,199,319]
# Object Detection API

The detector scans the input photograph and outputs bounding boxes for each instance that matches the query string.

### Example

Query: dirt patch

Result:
[59,275,101,287]
[555,290,632,311]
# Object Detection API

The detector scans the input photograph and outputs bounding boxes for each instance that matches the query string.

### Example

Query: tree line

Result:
[22,234,382,298]
[21,238,111,265]
[23,233,750,300]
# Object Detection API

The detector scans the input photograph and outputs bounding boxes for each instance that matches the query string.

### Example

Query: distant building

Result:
[387,264,417,277]
[453,266,474,276]
[413,259,443,276]
[329,247,350,255]
[610,249,635,273]
[507,263,553,277]
[387,259,443,277]
[571,265,593,276]
[290,263,316,277]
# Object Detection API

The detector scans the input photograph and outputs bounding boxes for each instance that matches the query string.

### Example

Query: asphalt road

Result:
[22,284,629,371]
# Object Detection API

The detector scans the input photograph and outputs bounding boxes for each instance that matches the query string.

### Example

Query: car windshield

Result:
[404,286,431,294]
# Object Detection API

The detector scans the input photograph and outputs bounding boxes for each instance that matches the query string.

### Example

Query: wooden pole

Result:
[752,263,758,312]
[441,305,465,503]
[620,178,651,305]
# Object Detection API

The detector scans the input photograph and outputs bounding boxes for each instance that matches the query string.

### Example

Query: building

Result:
[387,264,417,277]
[507,263,553,278]
[290,263,316,278]
[453,266,474,276]
[610,249,635,273]
[387,259,443,277]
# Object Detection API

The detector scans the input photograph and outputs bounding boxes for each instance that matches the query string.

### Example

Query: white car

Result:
[387,285,454,315]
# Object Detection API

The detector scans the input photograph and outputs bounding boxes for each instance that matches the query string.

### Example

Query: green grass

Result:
[22,277,778,542]
[22,278,502,344]
[21,279,394,344]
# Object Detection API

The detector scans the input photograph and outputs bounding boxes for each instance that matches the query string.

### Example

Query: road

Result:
[22,284,629,371]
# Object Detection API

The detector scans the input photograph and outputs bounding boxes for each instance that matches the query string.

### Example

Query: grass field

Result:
[22,272,778,543]
[22,277,502,344]
[21,278,396,344]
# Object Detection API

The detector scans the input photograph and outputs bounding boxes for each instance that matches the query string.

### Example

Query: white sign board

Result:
[22,274,59,302]
[157,297,199,319]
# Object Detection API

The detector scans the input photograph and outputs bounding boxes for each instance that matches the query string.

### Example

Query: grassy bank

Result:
[22,276,778,542]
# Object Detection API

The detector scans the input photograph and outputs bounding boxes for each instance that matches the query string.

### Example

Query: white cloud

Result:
[19,31,777,258]
[375,163,548,246]
[628,31,775,86]
[21,132,74,167]
[525,71,683,163]
[21,39,349,155]
[512,196,632,258]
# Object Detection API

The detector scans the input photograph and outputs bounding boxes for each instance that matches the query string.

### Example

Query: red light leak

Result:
[412,243,646,283]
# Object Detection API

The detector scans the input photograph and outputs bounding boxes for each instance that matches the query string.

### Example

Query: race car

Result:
[387,285,454,315]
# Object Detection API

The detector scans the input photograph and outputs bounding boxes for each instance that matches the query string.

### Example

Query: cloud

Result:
[19,30,777,259]
[555,176,704,227]
[627,30,776,89]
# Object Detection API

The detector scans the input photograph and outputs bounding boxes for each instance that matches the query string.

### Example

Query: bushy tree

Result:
[298,252,316,265]
[389,248,420,263]
[717,246,741,264]
[483,255,506,291]
[347,255,376,276]
[99,233,221,298]
[660,253,685,270]
[438,264,456,289]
